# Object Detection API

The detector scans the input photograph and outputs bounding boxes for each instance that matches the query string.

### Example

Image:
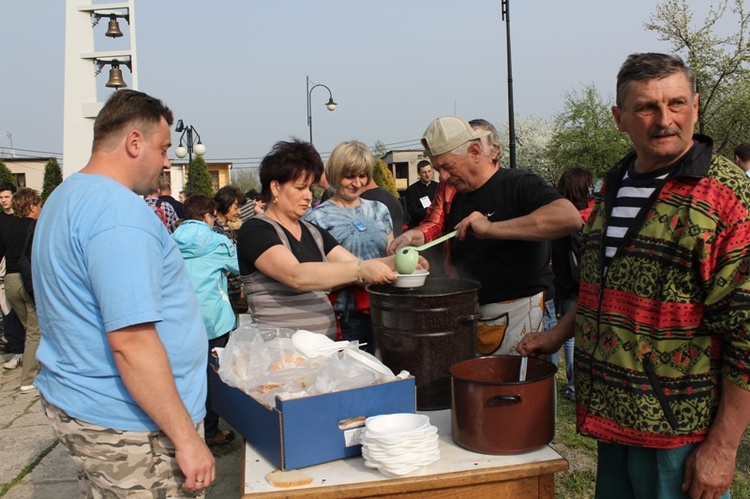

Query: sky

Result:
[0,0,716,170]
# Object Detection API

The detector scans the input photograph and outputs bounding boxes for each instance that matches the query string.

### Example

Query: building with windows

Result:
[0,157,48,191]
[380,149,431,194]
[0,157,233,197]
[162,161,233,194]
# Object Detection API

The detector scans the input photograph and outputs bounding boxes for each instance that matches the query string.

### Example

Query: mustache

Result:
[650,127,681,138]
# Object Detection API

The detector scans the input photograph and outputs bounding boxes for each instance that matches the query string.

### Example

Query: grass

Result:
[551,359,750,498]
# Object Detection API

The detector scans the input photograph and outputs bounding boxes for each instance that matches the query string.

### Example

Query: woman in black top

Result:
[237,140,398,337]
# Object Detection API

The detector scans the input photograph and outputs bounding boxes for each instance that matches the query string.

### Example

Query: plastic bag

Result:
[216,322,404,409]
[311,347,381,395]
[216,323,296,392]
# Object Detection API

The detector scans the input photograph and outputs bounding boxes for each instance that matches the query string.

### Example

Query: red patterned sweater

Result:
[575,135,750,448]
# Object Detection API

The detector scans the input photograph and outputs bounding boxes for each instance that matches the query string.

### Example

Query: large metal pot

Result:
[368,278,480,410]
[449,356,556,454]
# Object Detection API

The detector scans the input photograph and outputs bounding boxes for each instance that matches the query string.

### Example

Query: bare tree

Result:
[232,168,261,194]
[645,0,750,153]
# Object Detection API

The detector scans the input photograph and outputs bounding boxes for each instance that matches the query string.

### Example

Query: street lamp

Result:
[174,120,206,191]
[306,75,337,144]
[501,0,517,168]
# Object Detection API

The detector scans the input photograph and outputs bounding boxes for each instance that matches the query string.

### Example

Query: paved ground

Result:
[0,352,243,498]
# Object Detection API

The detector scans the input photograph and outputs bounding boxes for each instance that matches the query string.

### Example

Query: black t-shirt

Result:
[0,212,15,239]
[446,168,562,304]
[404,180,438,228]
[237,217,340,275]
[0,216,35,274]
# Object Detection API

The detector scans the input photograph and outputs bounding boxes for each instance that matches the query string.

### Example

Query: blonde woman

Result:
[304,140,393,350]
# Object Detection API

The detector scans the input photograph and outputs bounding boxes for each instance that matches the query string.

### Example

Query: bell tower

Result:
[62,0,138,178]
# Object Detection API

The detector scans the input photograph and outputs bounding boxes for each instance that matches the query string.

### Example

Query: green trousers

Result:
[595,441,731,499]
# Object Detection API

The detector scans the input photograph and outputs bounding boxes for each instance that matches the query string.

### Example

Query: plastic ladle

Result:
[394,230,457,274]
[519,356,528,382]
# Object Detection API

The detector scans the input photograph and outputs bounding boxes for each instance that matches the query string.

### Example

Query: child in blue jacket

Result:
[173,194,239,447]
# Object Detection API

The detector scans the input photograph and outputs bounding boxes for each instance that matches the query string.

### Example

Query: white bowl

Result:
[392,269,429,288]
[365,413,430,435]
[362,442,440,460]
[364,424,438,439]
[362,429,438,448]
[363,442,439,461]
[364,433,439,448]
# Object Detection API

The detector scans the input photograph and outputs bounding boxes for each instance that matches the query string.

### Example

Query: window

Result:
[210,171,219,192]
[395,162,409,181]
[160,171,172,184]
[13,173,25,188]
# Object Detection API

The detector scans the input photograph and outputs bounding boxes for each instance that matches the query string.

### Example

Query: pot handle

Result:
[487,395,522,406]
[458,313,482,323]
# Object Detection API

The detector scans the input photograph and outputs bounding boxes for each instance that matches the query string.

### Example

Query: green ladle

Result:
[394,230,458,274]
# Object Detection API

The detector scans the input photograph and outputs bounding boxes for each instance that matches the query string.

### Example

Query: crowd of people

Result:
[0,50,745,497]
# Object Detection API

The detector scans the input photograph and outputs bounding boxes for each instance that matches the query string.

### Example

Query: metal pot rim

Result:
[367,278,481,298]
[449,355,557,385]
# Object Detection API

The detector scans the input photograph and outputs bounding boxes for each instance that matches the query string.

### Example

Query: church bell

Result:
[105,64,127,89]
[105,15,123,38]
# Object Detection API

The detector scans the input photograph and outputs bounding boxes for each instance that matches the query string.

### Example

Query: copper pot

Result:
[449,356,556,455]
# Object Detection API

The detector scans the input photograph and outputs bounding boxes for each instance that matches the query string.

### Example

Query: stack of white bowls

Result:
[361,413,440,477]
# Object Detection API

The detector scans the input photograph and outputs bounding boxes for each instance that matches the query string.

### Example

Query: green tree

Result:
[41,157,63,203]
[232,168,261,195]
[546,85,632,181]
[0,160,14,186]
[500,115,557,185]
[645,0,750,154]
[187,156,214,197]
[372,140,388,159]
[372,157,399,198]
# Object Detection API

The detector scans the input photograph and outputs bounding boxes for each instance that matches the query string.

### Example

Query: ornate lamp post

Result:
[174,120,206,191]
[306,75,337,144]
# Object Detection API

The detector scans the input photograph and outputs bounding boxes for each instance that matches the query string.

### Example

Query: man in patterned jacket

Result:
[519,52,750,498]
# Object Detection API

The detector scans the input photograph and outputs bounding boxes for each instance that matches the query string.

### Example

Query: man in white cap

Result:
[420,116,581,356]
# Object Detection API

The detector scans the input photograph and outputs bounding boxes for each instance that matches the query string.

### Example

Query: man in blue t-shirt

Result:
[32,90,215,496]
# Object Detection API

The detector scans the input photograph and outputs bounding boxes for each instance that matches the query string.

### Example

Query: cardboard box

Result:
[209,359,416,470]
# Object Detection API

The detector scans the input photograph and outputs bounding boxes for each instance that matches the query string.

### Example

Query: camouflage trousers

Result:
[41,396,204,498]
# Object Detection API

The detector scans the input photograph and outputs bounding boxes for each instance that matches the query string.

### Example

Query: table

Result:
[242,409,568,498]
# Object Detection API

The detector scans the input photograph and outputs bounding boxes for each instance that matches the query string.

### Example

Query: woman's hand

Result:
[361,259,397,285]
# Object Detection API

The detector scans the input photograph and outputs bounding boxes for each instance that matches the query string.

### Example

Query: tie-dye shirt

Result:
[304,198,393,314]
[303,198,393,260]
